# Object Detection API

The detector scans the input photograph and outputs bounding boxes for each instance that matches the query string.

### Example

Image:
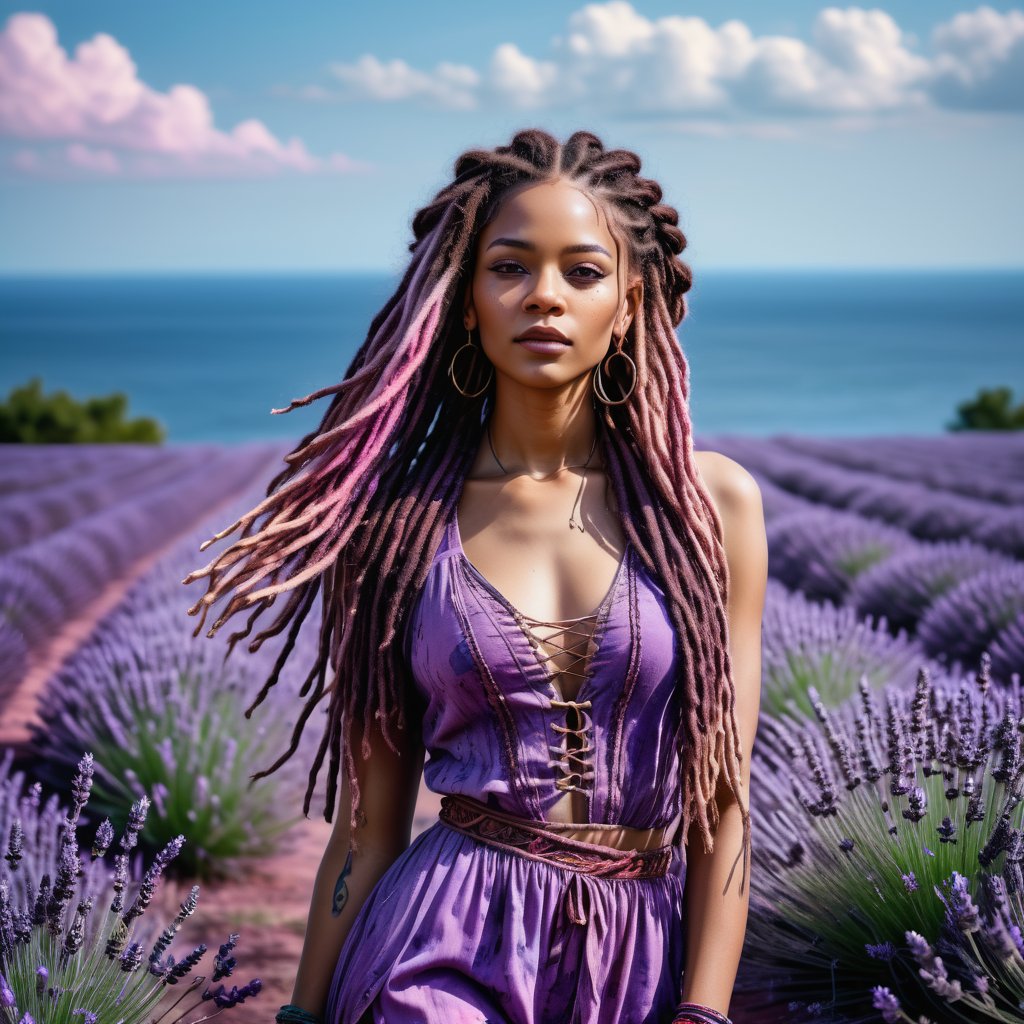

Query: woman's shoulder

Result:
[692,449,762,520]
[691,449,766,570]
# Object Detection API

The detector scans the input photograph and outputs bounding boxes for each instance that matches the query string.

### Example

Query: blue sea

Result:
[1,270,1021,443]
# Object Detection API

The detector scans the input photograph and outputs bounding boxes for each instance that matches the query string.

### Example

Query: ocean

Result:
[1,269,1021,444]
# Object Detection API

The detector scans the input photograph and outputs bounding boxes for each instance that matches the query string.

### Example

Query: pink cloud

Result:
[0,12,365,178]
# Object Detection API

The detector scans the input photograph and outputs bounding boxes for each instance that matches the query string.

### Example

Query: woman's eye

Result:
[488,261,606,280]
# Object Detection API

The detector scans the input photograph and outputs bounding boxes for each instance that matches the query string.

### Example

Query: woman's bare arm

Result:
[681,454,767,1017]
[289,708,425,1019]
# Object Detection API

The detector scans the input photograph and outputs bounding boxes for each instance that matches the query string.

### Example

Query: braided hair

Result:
[182,128,751,895]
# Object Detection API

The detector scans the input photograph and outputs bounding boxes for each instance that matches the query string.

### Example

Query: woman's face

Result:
[464,177,641,391]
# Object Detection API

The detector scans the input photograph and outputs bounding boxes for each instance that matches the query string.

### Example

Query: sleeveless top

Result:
[402,510,685,833]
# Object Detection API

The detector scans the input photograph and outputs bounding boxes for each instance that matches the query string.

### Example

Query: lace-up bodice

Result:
[402,506,684,831]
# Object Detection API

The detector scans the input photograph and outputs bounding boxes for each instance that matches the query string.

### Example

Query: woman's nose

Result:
[523,267,565,314]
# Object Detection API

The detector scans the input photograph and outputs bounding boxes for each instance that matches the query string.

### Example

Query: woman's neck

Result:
[485,398,602,479]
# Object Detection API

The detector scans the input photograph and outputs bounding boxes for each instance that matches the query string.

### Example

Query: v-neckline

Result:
[451,506,628,627]
[451,506,628,706]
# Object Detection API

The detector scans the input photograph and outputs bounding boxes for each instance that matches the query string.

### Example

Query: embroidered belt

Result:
[437,792,674,929]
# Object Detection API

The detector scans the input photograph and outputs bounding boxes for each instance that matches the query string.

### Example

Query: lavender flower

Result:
[871,985,901,1023]
[0,753,260,1024]
[1,972,16,1007]
[866,941,897,961]
[740,660,1024,1022]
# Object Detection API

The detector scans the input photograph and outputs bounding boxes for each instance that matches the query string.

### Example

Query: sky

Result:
[0,1,1022,273]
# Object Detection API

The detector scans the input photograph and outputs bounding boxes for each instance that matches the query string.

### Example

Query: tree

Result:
[947,386,1024,432]
[0,377,165,443]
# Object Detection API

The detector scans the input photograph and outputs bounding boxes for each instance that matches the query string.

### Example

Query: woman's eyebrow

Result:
[485,237,611,257]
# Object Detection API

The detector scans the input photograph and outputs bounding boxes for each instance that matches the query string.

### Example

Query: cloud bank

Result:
[314,2,1024,120]
[0,12,364,179]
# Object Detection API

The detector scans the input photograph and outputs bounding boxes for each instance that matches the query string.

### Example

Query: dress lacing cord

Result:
[511,608,599,795]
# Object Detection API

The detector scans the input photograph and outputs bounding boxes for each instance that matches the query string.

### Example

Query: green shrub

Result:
[947,386,1024,432]
[0,377,165,443]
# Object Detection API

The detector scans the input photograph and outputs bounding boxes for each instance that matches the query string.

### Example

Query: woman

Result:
[184,128,767,1024]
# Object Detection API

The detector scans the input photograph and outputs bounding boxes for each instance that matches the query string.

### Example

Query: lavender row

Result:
[766,504,1023,680]
[773,433,1024,506]
[707,434,1023,558]
[0,443,283,701]
[0,445,236,553]
[0,444,167,497]
[26,477,328,878]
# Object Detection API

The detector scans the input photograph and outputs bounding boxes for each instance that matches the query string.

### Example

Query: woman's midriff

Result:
[439,793,675,857]
[535,818,672,852]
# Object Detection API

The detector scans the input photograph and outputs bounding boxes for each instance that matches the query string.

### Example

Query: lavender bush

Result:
[739,657,1024,1023]
[0,752,260,1024]
[848,540,1011,638]
[766,509,912,605]
[916,565,1024,677]
[990,613,1024,689]
[761,579,930,717]
[27,493,322,882]
[1,749,122,915]
[771,434,1024,508]
[0,443,282,685]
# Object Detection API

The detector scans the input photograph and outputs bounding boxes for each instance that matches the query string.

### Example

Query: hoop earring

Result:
[592,337,637,405]
[449,327,493,398]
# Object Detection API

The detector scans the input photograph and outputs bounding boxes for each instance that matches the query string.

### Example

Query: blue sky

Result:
[1,1,1022,272]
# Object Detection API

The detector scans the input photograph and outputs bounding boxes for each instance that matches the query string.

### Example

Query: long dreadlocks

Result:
[182,128,751,895]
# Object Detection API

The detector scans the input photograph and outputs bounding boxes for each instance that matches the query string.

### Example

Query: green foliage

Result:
[947,386,1024,431]
[35,653,306,883]
[0,377,165,443]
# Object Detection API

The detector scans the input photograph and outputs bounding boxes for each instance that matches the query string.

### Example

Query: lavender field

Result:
[1,433,1022,1024]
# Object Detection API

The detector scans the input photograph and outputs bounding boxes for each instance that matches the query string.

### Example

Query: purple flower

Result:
[91,818,114,859]
[212,979,262,1008]
[901,871,918,892]
[5,819,24,871]
[865,941,896,961]
[212,932,240,981]
[871,985,901,1023]
[0,972,16,1008]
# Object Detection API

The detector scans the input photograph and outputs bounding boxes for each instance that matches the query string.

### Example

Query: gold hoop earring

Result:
[449,327,493,398]
[592,337,637,405]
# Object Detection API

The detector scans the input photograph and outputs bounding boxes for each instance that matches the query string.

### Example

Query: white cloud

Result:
[928,5,1024,110]
[286,2,1024,125]
[488,44,559,108]
[329,54,479,110]
[0,12,364,178]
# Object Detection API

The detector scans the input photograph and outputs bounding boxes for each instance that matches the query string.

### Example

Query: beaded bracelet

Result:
[671,1000,733,1024]
[276,1003,323,1024]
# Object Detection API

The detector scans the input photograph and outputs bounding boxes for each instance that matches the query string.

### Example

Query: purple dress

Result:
[325,508,687,1024]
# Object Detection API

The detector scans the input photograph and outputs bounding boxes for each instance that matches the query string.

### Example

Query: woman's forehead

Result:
[482,178,615,247]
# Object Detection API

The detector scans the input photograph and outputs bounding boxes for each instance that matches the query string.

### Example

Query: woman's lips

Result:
[514,327,570,355]
[515,338,571,355]
[515,327,569,343]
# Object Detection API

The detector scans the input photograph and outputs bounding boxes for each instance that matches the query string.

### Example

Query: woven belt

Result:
[438,793,673,881]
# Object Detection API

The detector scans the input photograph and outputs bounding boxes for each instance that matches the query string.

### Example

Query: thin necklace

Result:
[486,419,599,533]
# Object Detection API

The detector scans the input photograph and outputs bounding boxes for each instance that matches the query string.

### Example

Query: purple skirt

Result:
[324,804,686,1024]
